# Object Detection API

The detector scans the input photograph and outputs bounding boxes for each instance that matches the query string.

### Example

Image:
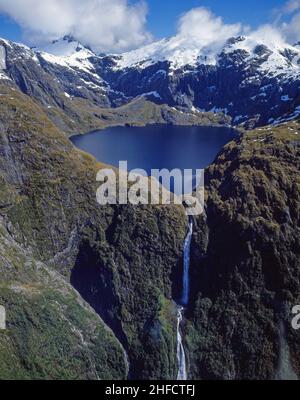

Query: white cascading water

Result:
[181,220,193,306]
[176,306,187,380]
[176,219,193,380]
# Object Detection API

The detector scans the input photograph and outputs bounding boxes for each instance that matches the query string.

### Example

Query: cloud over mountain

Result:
[0,0,300,55]
[177,7,242,47]
[272,0,300,44]
[0,0,151,52]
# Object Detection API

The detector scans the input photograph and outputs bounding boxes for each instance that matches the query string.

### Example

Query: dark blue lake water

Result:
[71,124,237,174]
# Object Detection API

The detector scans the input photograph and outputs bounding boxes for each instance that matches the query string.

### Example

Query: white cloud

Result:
[271,0,300,44]
[177,7,242,47]
[0,0,151,53]
[176,4,300,50]
[281,11,300,44]
[250,24,287,48]
[277,0,300,16]
[1,1,300,55]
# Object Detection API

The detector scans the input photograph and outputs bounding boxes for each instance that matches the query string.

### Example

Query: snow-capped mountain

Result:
[0,34,300,128]
[38,35,96,73]
[41,35,93,57]
[113,34,300,75]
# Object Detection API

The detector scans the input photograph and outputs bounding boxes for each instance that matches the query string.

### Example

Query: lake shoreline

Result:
[70,124,239,192]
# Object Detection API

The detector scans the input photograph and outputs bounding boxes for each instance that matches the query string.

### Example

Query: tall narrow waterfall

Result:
[176,218,193,380]
[176,307,187,380]
[181,220,193,306]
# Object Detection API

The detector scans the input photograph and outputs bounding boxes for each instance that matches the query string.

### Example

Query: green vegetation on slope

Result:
[44,94,231,136]
[1,77,299,380]
[0,82,187,379]
[0,225,127,380]
[186,120,300,380]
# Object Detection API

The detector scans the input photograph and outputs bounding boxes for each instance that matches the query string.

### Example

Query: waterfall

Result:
[176,306,187,380]
[181,220,193,306]
[176,218,193,380]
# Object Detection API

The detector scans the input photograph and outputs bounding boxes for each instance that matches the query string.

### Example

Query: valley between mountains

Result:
[0,34,299,380]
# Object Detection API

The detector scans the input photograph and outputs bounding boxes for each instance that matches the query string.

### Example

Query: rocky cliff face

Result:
[99,40,300,128]
[0,222,128,380]
[0,81,187,379]
[186,123,300,379]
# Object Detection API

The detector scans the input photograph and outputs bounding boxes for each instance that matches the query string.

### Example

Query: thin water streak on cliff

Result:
[176,218,193,380]
[176,306,187,380]
[276,321,298,380]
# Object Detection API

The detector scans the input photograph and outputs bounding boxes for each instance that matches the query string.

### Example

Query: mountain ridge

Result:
[111,34,300,72]
[1,34,300,132]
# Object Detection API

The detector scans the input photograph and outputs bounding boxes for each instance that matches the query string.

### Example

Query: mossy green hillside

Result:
[186,120,300,380]
[0,83,187,379]
[0,224,127,380]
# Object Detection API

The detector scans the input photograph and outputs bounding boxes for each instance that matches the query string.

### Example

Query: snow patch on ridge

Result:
[271,105,300,125]
[39,37,96,74]
[0,45,7,70]
[41,37,93,58]
[0,45,10,80]
[281,94,292,101]
[140,91,161,99]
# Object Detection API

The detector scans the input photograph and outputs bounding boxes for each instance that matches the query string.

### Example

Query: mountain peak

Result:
[62,35,76,43]
[40,35,94,58]
[226,36,246,46]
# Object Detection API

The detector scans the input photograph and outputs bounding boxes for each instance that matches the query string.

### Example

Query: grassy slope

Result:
[42,93,231,136]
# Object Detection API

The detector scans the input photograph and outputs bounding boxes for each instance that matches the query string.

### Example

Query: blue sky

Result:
[146,0,286,38]
[0,0,287,42]
[0,0,297,52]
[0,14,21,42]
